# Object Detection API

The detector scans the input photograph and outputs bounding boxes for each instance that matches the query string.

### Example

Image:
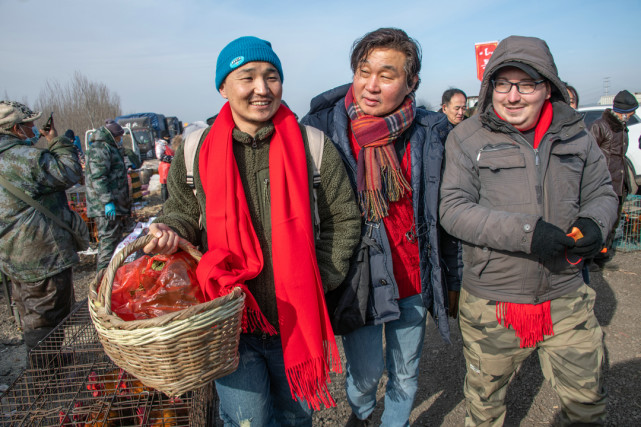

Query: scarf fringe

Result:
[242,306,277,335]
[496,301,554,348]
[285,351,339,411]
[359,166,411,221]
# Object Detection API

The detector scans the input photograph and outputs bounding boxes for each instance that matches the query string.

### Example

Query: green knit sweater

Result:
[155,122,361,331]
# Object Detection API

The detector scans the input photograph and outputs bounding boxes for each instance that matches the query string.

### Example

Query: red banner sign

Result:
[475,41,498,81]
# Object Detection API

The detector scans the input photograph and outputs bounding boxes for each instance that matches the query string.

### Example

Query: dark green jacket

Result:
[155,122,361,330]
[0,133,82,281]
[85,127,142,217]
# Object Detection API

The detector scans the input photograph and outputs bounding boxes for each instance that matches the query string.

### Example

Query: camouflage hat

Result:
[0,101,42,130]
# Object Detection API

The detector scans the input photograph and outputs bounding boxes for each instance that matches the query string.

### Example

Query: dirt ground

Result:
[1,188,640,426]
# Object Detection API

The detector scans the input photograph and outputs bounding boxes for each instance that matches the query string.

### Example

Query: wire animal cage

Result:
[0,302,217,426]
[66,185,98,243]
[613,195,641,252]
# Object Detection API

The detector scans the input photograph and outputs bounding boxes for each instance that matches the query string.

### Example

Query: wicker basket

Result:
[88,234,245,397]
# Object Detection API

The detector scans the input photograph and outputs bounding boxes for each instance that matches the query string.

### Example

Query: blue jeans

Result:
[342,294,427,427]
[215,334,313,427]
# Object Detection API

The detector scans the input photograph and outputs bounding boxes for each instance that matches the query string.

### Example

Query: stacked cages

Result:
[0,302,218,426]
[613,195,641,252]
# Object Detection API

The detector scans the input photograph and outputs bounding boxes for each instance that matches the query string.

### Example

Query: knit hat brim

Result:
[215,36,283,89]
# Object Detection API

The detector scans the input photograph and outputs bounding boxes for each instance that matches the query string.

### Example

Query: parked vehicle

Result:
[165,116,183,138]
[579,105,641,194]
[115,113,168,160]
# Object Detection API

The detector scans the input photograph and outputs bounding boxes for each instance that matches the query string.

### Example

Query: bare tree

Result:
[34,71,121,146]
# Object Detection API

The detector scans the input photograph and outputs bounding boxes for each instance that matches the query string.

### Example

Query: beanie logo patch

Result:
[230,56,245,69]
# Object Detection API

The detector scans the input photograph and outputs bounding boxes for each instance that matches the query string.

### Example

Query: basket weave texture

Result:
[88,234,245,397]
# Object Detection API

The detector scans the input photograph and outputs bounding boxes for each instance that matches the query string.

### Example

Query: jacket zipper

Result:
[476,142,519,161]
[512,132,550,304]
[263,178,270,204]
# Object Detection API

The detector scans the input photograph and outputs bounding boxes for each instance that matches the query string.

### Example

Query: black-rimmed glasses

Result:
[492,79,545,94]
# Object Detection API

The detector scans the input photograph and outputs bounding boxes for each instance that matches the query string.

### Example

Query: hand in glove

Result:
[105,202,116,220]
[530,219,575,261]
[567,218,603,258]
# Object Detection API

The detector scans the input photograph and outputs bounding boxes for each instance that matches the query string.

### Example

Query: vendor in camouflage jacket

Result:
[85,120,141,271]
[0,101,82,353]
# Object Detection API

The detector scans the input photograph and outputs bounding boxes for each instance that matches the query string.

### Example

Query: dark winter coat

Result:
[155,121,361,331]
[590,109,629,196]
[439,35,618,304]
[301,84,462,341]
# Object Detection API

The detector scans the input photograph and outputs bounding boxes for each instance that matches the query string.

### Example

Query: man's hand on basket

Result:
[144,223,181,254]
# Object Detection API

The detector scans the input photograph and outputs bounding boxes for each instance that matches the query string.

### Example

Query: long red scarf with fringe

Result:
[195,103,340,409]
[345,85,414,221]
[494,100,554,348]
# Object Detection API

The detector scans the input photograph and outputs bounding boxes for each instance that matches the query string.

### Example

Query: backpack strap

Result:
[184,127,207,194]
[184,125,326,234]
[304,125,325,238]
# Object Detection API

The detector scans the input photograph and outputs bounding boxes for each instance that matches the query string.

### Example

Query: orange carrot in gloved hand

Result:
[567,227,607,253]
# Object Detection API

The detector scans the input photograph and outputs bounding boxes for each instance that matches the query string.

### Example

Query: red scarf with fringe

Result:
[494,99,554,348]
[195,103,340,409]
[345,85,414,221]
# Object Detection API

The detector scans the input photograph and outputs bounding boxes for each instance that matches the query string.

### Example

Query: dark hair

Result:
[442,88,467,106]
[350,28,421,92]
[565,84,579,108]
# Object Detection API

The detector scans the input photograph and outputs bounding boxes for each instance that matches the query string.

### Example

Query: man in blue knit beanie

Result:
[144,36,360,426]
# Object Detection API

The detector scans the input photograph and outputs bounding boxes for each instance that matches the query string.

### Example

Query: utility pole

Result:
[603,77,610,97]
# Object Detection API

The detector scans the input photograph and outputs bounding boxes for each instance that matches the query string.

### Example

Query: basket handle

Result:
[99,234,203,316]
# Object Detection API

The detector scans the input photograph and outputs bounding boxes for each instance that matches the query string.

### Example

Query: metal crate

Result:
[0,303,217,426]
[613,194,641,252]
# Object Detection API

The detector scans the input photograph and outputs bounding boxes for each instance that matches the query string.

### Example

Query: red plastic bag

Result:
[111,252,205,320]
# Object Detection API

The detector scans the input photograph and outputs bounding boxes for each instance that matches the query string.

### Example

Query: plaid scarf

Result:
[345,85,415,221]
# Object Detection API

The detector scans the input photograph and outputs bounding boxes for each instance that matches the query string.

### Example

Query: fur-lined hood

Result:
[478,36,569,113]
[602,108,626,132]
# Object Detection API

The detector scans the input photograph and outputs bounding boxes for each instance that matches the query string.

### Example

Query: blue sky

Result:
[1,0,639,123]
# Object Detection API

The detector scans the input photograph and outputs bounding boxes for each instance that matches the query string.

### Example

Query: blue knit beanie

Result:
[215,36,283,89]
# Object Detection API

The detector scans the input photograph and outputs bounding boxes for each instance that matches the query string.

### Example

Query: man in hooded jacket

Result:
[439,36,618,426]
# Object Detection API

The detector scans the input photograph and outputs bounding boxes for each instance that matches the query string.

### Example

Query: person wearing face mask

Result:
[589,90,639,269]
[0,101,82,356]
[85,119,142,271]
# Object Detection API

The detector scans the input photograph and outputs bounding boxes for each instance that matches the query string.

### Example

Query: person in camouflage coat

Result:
[85,120,141,271]
[0,101,82,353]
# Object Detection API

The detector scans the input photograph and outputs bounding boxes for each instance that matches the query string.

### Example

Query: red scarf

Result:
[196,103,340,409]
[494,100,554,348]
[345,85,414,221]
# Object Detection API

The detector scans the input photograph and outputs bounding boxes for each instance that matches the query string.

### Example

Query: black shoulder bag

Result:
[325,230,381,336]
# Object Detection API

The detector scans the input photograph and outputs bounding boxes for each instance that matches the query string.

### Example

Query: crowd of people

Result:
[0,27,637,427]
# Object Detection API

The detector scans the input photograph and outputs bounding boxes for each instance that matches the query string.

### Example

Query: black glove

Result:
[567,218,603,258]
[530,219,576,261]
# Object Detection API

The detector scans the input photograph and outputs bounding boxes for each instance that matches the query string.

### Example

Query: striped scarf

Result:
[345,85,415,221]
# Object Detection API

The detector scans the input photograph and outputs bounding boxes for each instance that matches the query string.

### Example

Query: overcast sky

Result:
[1,0,639,124]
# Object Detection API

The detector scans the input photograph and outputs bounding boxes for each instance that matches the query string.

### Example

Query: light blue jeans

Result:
[215,334,313,427]
[342,294,427,427]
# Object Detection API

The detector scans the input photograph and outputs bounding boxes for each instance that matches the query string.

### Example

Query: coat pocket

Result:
[549,145,585,202]
[478,151,530,206]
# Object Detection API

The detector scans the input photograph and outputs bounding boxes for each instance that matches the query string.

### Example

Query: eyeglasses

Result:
[492,79,545,94]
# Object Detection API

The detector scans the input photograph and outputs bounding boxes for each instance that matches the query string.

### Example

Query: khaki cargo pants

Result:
[459,284,607,426]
